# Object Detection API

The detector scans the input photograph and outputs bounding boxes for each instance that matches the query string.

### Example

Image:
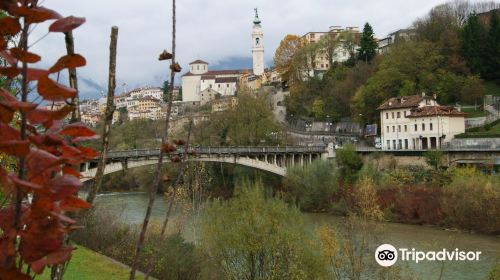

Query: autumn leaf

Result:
[14,6,62,24]
[31,247,74,274]
[62,166,81,178]
[161,143,177,153]
[170,155,181,163]
[26,149,62,184]
[49,16,85,33]
[19,217,64,263]
[59,196,91,211]
[9,174,43,191]
[0,123,20,142]
[0,17,21,36]
[27,106,73,126]
[173,139,186,146]
[0,140,30,157]
[49,54,86,73]
[0,104,14,123]
[0,66,21,78]
[46,175,82,201]
[10,47,41,63]
[0,267,31,280]
[37,76,77,101]
[170,62,182,72]
[59,123,96,138]
[27,68,49,81]
[0,50,16,65]
[158,50,173,61]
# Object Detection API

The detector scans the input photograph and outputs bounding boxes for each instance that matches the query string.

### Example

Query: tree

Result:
[274,34,306,85]
[424,150,444,170]
[311,98,324,119]
[461,14,488,77]
[318,31,357,68]
[200,181,325,279]
[336,144,363,184]
[357,23,377,63]
[192,90,281,146]
[485,12,500,83]
[283,160,340,212]
[162,80,170,102]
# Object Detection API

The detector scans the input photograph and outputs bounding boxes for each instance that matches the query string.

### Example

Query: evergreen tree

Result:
[485,12,500,83]
[357,23,377,63]
[461,14,487,77]
[162,80,170,102]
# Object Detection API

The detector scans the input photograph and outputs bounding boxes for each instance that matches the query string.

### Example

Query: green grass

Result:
[38,246,145,280]
[484,81,500,96]
[462,107,486,118]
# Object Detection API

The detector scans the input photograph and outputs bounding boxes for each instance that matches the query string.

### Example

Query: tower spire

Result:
[253,8,261,25]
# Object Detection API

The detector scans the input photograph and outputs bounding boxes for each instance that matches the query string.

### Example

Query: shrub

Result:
[72,208,201,280]
[441,167,500,234]
[336,144,363,184]
[200,181,325,279]
[283,160,340,212]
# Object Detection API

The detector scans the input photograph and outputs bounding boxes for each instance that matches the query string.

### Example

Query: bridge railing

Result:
[105,146,327,160]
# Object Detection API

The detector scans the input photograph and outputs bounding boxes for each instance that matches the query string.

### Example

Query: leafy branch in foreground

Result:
[0,1,94,279]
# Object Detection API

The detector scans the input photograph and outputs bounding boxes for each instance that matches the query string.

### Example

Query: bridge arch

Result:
[80,146,333,182]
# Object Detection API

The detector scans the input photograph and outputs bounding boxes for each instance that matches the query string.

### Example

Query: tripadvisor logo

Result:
[375,244,482,267]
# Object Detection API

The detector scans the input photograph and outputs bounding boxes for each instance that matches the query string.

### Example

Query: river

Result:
[93,192,500,280]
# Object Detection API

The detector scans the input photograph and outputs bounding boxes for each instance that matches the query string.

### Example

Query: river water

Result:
[94,192,499,280]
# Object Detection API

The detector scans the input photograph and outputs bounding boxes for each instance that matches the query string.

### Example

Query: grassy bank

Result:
[39,245,144,280]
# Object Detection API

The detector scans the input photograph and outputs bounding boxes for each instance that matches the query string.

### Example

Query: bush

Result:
[441,167,500,234]
[200,181,325,279]
[336,144,363,184]
[72,208,201,280]
[283,160,340,212]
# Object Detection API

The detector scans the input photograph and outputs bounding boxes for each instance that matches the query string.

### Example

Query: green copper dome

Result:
[253,8,261,25]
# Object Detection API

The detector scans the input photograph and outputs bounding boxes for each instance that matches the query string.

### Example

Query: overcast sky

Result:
[29,0,483,90]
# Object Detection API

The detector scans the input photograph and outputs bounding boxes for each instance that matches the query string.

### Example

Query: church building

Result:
[181,9,265,104]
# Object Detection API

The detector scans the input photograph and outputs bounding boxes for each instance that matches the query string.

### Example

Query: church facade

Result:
[181,9,265,104]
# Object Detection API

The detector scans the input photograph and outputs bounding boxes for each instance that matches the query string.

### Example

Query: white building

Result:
[377,29,415,54]
[181,9,265,104]
[302,26,360,72]
[378,93,466,150]
[252,8,265,76]
[129,87,163,101]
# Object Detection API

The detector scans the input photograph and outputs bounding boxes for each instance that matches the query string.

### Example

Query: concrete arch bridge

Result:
[80,146,335,182]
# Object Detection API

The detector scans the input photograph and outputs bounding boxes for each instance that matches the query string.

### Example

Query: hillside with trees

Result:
[276,1,500,125]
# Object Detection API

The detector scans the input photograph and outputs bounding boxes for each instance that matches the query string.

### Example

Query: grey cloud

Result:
[30,0,483,91]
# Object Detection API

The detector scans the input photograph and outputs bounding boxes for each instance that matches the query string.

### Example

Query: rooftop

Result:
[377,94,432,110]
[407,106,467,118]
[189,59,209,65]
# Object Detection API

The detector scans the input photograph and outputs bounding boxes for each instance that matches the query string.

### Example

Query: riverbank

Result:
[83,192,500,280]
[38,245,145,280]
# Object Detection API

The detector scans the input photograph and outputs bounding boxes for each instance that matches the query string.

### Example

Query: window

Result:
[404,139,408,149]
[321,64,324,68]
[392,126,395,132]
[387,140,390,149]
[404,125,407,132]
[397,112,401,118]
[422,123,425,131]
[398,140,402,150]
[227,84,229,88]
[386,126,389,133]
[326,64,329,68]
[404,111,407,117]
[218,84,221,88]
[197,65,199,70]
[392,112,394,119]
[398,125,401,132]
[414,124,417,131]
[430,123,433,131]
[393,140,396,149]
[386,113,389,119]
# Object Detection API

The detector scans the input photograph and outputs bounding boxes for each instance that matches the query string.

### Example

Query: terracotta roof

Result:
[377,94,430,110]
[201,75,216,80]
[189,59,208,65]
[407,106,467,118]
[182,69,252,77]
[215,77,238,83]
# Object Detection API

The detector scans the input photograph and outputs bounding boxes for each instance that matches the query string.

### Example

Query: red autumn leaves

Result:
[0,1,94,278]
[161,139,190,163]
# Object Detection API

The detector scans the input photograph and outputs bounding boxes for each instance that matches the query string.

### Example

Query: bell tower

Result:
[252,8,264,76]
